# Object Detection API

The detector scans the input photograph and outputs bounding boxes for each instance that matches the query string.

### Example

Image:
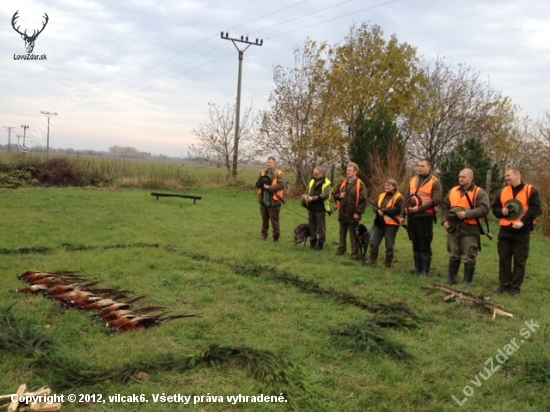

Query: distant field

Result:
[1,182,549,411]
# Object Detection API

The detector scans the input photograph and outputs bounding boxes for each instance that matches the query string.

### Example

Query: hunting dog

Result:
[293,223,311,246]
[355,223,370,264]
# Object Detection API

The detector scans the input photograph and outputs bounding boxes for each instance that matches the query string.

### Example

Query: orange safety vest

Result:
[337,179,361,210]
[448,186,480,225]
[499,184,535,227]
[257,170,285,202]
[408,175,438,214]
[378,192,402,226]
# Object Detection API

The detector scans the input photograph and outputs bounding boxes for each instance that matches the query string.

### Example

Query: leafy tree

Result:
[108,146,142,158]
[439,138,502,195]
[329,23,427,148]
[259,25,427,188]
[189,101,258,176]
[349,104,405,191]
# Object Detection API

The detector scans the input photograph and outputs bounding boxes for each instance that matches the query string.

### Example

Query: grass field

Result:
[1,180,550,411]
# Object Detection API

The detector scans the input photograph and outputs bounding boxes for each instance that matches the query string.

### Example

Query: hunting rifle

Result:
[367,199,408,231]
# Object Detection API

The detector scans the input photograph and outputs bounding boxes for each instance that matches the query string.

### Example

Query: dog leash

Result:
[281,203,309,221]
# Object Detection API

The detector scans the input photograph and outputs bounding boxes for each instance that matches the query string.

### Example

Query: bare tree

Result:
[399,57,519,170]
[368,140,408,196]
[258,40,337,190]
[526,112,550,235]
[189,101,258,175]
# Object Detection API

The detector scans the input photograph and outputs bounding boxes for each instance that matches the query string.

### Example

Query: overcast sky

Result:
[1,0,549,156]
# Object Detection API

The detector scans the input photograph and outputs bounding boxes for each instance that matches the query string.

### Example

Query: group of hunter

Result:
[256,157,542,298]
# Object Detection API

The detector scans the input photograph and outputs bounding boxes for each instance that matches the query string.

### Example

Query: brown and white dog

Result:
[293,223,311,246]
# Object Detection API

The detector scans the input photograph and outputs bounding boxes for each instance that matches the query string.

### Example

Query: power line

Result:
[267,0,398,39]
[72,0,399,110]
[249,0,353,35]
[227,0,309,31]
[76,51,235,110]
[74,44,227,109]
[77,0,310,104]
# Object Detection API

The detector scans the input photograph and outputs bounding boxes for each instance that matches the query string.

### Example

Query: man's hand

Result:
[502,207,509,216]
[456,210,466,219]
[512,221,524,229]
[353,213,361,221]
[409,206,419,214]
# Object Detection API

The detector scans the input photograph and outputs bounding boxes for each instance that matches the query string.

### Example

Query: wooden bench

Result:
[151,192,202,205]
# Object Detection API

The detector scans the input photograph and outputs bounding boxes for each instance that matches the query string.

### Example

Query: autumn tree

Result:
[349,104,405,192]
[400,57,519,170]
[329,23,427,161]
[259,25,427,188]
[108,146,142,158]
[258,40,339,189]
[189,101,258,175]
[439,138,502,195]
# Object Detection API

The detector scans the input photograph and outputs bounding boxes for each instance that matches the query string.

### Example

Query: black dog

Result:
[293,223,311,246]
[355,223,370,264]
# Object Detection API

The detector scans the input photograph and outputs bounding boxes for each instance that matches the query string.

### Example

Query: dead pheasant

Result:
[17,284,49,294]
[114,314,200,332]
[97,304,163,320]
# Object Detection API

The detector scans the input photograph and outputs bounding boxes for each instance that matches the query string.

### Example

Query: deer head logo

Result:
[11,11,49,54]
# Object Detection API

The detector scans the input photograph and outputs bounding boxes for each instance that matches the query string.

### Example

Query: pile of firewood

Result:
[0,385,61,411]
[422,283,513,319]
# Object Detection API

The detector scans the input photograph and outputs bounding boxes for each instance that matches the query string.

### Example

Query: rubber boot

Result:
[420,254,431,277]
[367,251,378,265]
[464,263,475,288]
[407,252,421,275]
[445,260,461,285]
[316,242,324,251]
[383,255,393,268]
[310,239,318,250]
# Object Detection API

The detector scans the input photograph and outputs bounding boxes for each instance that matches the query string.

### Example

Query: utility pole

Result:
[41,111,58,159]
[3,126,15,153]
[221,31,263,179]
[21,125,29,152]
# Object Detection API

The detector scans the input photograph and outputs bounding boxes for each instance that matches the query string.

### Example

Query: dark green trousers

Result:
[308,210,327,243]
[497,229,530,292]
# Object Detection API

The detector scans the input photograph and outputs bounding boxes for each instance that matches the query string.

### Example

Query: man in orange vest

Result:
[401,159,443,277]
[367,179,404,268]
[441,169,490,287]
[492,168,542,297]
[256,157,287,242]
[333,162,368,260]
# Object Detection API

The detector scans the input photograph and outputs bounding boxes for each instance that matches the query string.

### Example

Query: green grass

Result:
[1,183,549,411]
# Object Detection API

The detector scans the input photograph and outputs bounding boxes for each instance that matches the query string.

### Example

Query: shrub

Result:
[0,168,35,189]
[14,157,110,187]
